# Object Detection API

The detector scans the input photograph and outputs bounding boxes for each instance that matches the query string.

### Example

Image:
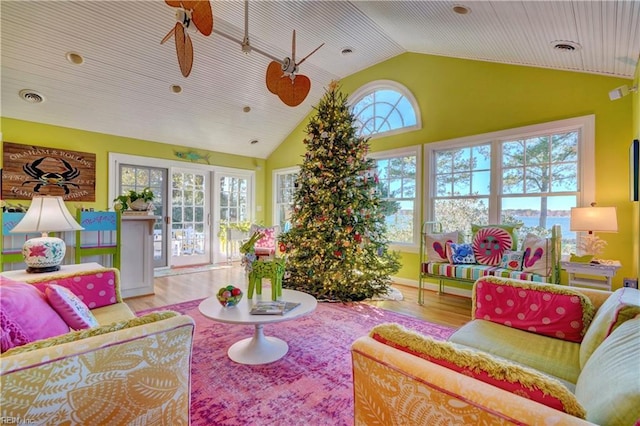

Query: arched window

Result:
[350,80,420,138]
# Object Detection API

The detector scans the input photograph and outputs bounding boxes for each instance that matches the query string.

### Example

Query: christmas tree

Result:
[279,81,401,302]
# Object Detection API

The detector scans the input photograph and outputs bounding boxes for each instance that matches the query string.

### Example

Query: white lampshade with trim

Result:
[10,196,84,273]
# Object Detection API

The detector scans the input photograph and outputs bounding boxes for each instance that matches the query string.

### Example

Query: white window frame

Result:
[369,145,422,252]
[272,166,300,229]
[349,80,422,139]
[424,115,595,232]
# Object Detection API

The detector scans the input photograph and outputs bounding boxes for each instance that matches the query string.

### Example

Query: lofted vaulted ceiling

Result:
[1,1,638,159]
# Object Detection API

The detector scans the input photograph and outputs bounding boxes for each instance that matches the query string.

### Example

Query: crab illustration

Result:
[21,157,80,194]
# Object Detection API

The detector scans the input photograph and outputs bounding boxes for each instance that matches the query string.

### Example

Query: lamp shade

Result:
[9,196,83,273]
[10,196,83,234]
[570,206,618,233]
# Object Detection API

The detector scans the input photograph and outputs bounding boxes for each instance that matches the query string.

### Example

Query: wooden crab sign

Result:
[161,0,213,77]
[22,157,80,195]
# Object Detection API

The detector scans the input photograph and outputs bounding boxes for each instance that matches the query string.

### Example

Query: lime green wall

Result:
[0,118,266,221]
[266,53,635,289]
[633,62,640,280]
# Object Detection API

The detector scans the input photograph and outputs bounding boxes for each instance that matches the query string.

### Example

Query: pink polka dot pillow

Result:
[30,269,118,309]
[473,277,595,342]
[46,284,99,330]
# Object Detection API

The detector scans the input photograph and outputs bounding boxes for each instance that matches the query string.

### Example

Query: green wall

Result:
[633,62,640,281]
[266,52,636,289]
[0,119,266,220]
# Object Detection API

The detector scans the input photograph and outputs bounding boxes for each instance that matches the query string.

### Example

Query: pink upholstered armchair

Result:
[248,224,280,260]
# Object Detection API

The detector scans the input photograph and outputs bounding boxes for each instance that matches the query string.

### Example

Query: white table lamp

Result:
[10,196,84,273]
[570,203,618,256]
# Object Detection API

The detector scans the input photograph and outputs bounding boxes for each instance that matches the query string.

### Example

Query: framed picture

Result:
[631,139,639,202]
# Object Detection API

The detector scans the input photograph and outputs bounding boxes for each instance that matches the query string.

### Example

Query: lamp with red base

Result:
[9,196,84,273]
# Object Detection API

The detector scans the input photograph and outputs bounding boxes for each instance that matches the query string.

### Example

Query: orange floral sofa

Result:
[352,277,640,425]
[0,267,195,424]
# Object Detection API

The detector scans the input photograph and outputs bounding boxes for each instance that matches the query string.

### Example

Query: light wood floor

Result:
[125,263,472,328]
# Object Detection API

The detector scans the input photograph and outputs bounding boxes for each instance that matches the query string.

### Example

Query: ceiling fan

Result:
[162,0,324,107]
[161,0,213,78]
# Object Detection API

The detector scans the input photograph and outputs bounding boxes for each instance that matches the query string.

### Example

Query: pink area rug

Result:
[138,300,455,425]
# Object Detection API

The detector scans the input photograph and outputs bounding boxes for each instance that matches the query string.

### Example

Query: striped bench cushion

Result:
[422,262,550,283]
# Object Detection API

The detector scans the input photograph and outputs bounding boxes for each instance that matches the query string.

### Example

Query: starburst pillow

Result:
[472,226,514,266]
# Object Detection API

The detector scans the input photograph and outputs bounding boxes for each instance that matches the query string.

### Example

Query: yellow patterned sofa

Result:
[0,267,195,425]
[352,277,640,425]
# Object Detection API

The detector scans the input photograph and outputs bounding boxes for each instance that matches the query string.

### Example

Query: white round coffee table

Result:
[199,289,317,365]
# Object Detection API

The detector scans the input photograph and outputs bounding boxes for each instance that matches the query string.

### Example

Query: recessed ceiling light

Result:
[243,106,251,113]
[341,47,354,56]
[19,89,45,104]
[551,40,582,52]
[250,139,259,145]
[65,52,84,65]
[453,5,470,14]
[170,85,182,94]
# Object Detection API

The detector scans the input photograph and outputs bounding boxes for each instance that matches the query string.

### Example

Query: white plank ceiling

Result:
[1,1,638,159]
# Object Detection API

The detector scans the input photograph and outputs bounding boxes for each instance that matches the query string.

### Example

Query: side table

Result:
[560,260,621,291]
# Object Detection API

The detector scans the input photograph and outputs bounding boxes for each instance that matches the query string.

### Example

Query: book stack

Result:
[250,301,301,315]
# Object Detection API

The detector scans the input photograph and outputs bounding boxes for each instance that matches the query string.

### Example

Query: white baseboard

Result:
[391,276,472,298]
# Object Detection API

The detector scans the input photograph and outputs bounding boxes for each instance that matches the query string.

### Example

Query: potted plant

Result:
[113,187,155,211]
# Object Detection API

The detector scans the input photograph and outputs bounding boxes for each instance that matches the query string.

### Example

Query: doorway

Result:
[170,168,211,267]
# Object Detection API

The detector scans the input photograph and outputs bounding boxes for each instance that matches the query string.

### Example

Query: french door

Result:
[213,172,252,263]
[170,168,211,267]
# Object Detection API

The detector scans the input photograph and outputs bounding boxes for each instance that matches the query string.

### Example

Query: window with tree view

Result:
[373,149,419,245]
[428,116,593,254]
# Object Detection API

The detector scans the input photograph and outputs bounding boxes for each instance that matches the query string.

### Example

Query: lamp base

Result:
[26,265,61,274]
[22,236,66,273]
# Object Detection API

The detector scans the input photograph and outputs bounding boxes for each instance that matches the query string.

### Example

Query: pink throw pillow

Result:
[473,278,594,342]
[46,284,99,330]
[31,269,118,309]
[0,278,70,352]
[472,227,513,266]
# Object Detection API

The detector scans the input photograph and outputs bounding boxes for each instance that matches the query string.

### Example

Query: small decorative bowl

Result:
[217,285,243,307]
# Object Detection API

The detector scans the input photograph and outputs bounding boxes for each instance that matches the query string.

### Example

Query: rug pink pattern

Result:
[139,300,455,425]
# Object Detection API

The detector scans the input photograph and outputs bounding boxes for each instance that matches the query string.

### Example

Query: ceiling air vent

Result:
[551,40,581,52]
[19,89,45,104]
